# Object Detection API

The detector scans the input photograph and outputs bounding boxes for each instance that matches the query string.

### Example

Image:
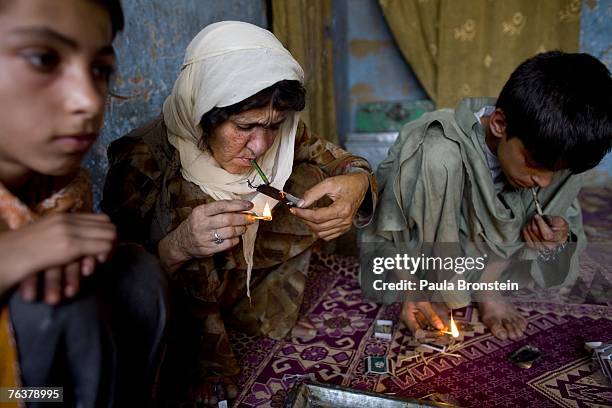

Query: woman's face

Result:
[208,105,288,174]
[0,0,115,185]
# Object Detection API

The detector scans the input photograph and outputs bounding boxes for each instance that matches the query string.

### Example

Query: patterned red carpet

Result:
[230,186,612,407]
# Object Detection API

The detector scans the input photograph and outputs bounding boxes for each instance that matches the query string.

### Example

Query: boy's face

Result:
[0,0,115,180]
[487,109,557,189]
[497,135,556,189]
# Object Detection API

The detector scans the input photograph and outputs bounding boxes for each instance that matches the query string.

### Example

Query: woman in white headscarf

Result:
[103,21,376,404]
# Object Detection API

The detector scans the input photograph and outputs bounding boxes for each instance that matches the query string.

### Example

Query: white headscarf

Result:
[162,21,304,298]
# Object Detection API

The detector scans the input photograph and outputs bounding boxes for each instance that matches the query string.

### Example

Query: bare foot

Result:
[478,301,527,340]
[291,317,317,341]
[189,376,238,406]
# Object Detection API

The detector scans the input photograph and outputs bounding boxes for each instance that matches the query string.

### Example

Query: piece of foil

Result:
[285,381,450,408]
[251,182,301,207]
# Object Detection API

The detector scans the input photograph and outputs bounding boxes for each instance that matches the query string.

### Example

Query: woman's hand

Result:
[0,213,116,301]
[157,200,255,273]
[290,172,370,241]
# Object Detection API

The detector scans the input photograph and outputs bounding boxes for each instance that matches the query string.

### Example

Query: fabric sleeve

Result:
[529,196,587,289]
[292,121,378,226]
[101,136,161,249]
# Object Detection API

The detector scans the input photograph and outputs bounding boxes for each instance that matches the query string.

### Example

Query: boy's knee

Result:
[9,286,102,334]
[421,137,462,182]
[9,290,107,387]
[102,243,169,326]
[106,244,167,291]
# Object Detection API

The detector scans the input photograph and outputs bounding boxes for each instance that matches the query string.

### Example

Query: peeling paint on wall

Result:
[350,82,377,103]
[349,39,393,58]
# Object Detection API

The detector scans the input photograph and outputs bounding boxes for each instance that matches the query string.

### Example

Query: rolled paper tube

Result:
[251,160,270,184]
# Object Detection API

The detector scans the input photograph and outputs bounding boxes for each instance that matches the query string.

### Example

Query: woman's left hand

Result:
[290,172,370,241]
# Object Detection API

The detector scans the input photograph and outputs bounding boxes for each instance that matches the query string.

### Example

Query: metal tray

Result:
[285,380,448,408]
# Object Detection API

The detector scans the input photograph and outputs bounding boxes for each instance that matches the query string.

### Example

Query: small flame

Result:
[262,201,272,221]
[449,313,460,338]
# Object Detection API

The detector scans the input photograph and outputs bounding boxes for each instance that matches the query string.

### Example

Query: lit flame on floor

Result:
[449,313,460,338]
[442,311,460,338]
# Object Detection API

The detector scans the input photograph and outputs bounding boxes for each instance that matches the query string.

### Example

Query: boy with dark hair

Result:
[0,1,166,406]
[364,51,611,340]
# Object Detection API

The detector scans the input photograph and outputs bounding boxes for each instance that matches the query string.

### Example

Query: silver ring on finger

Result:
[213,230,224,245]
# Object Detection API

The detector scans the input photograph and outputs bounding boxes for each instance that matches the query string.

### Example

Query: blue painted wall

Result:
[85,0,267,207]
[331,0,350,146]
[344,0,427,135]
[581,0,611,68]
[580,0,612,178]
